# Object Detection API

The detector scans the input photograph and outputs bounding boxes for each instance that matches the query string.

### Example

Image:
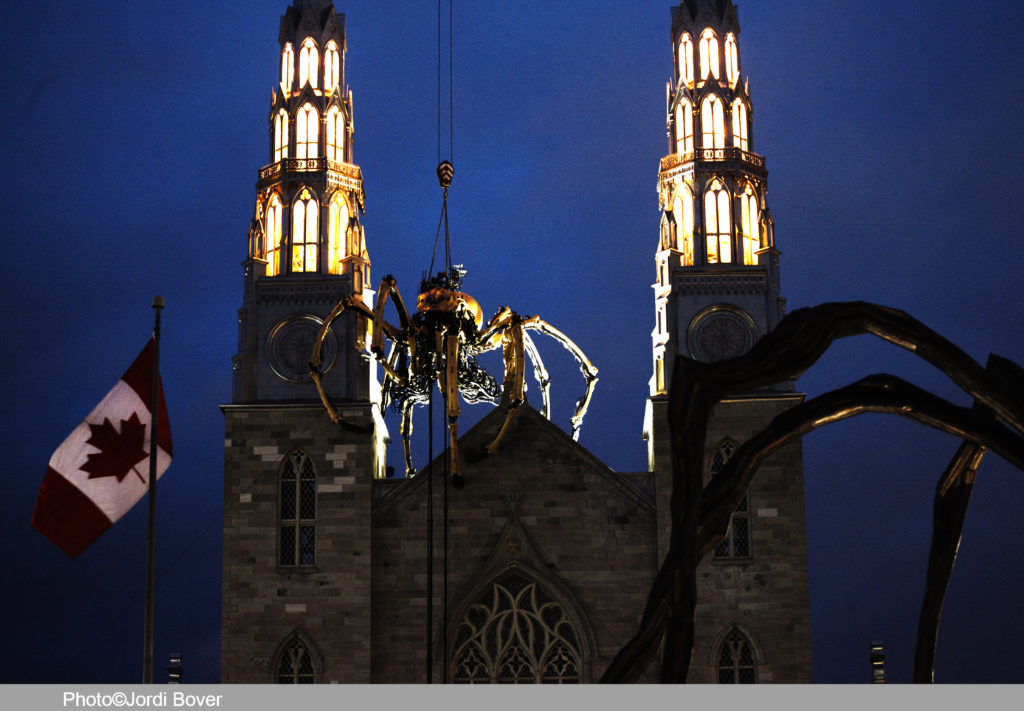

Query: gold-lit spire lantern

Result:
[650,0,784,396]
[247,0,369,291]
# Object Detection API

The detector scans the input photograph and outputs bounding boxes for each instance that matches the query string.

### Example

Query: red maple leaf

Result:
[81,412,149,483]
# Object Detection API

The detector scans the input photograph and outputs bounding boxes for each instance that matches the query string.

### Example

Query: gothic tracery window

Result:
[296,103,319,160]
[717,628,757,683]
[291,189,319,272]
[326,106,344,162]
[704,179,732,264]
[279,449,316,567]
[699,28,720,81]
[710,438,751,558]
[740,185,759,266]
[678,33,694,87]
[327,192,348,275]
[265,194,283,277]
[298,37,319,90]
[274,109,289,162]
[673,190,694,266]
[675,99,694,155]
[280,43,294,95]
[276,636,317,683]
[732,99,748,151]
[725,33,739,86]
[451,572,583,683]
[701,94,726,149]
[324,41,340,93]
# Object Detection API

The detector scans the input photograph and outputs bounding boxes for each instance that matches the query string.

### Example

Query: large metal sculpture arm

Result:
[601,301,1024,683]
[523,316,599,440]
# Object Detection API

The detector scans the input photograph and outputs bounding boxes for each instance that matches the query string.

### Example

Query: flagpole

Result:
[144,296,164,683]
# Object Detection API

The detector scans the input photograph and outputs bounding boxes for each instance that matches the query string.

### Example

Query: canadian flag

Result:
[32,338,172,557]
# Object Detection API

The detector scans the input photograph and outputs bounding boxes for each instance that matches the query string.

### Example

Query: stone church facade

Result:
[221,0,813,683]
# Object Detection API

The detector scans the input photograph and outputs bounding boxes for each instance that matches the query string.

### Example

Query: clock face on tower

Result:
[687,305,758,362]
[267,314,338,383]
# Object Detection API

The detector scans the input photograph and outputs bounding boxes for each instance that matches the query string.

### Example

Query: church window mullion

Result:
[279,450,316,567]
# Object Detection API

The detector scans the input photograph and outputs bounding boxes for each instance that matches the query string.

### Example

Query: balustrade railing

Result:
[660,147,765,172]
[259,158,363,182]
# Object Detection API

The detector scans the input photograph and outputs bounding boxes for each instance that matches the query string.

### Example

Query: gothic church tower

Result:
[221,0,386,682]
[644,0,813,682]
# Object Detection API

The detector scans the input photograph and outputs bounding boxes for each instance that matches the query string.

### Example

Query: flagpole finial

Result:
[152,296,165,310]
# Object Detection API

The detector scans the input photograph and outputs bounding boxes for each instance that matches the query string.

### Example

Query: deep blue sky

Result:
[2,0,1022,684]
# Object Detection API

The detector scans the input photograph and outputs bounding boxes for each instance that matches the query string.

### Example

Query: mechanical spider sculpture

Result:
[309,266,598,484]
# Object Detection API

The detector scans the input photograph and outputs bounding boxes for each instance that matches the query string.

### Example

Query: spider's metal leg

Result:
[400,397,417,478]
[369,275,414,380]
[311,295,374,424]
[524,317,599,440]
[486,320,528,456]
[521,330,551,420]
[442,329,464,486]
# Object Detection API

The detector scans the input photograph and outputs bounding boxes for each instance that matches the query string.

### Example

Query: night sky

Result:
[3,0,1022,684]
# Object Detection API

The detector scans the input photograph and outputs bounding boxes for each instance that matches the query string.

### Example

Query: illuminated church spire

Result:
[247,0,369,289]
[651,0,782,395]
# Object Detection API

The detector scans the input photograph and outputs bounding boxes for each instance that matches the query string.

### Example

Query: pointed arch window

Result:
[725,33,739,86]
[673,190,694,266]
[710,438,751,558]
[701,94,725,149]
[678,33,694,88]
[298,38,319,90]
[732,99,748,151]
[265,194,283,277]
[704,180,732,264]
[296,104,319,160]
[451,572,583,683]
[291,189,319,273]
[276,636,318,683]
[740,186,759,266]
[279,449,316,566]
[326,106,344,162]
[699,29,720,81]
[324,41,340,93]
[675,99,694,155]
[280,43,295,95]
[274,109,289,163]
[327,193,349,275]
[717,628,757,683]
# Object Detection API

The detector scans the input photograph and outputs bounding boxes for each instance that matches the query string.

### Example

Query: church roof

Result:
[373,403,654,514]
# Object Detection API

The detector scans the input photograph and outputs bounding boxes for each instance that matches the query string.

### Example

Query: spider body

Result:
[311,267,598,484]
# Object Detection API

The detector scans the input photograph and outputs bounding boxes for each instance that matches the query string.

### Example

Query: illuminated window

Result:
[701,94,725,149]
[298,38,319,90]
[292,189,318,272]
[675,99,694,155]
[725,33,739,86]
[325,106,344,162]
[678,33,694,87]
[451,572,583,683]
[327,193,348,274]
[296,104,319,159]
[279,449,316,566]
[265,194,283,276]
[274,109,289,162]
[275,635,318,683]
[280,43,294,95]
[324,41,340,93]
[699,29,719,81]
[673,190,694,266]
[704,179,732,263]
[732,99,748,151]
[717,628,757,683]
[740,186,759,265]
